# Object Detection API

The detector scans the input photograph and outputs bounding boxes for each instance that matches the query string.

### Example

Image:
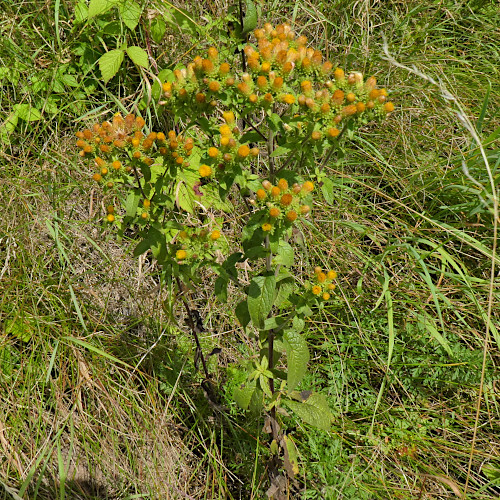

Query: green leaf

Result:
[4,315,34,342]
[284,329,309,391]
[247,275,276,329]
[242,0,258,34]
[274,275,294,308]
[274,241,294,267]
[125,189,140,217]
[60,74,79,87]
[151,16,167,44]
[0,111,18,141]
[98,49,124,83]
[233,384,256,410]
[285,392,332,431]
[74,0,88,23]
[235,300,250,329]
[119,0,142,30]
[270,145,291,158]
[126,46,149,68]
[14,104,41,122]
[321,177,335,205]
[215,276,228,302]
[88,0,118,18]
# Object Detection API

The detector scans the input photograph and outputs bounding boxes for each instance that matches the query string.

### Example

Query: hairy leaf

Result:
[284,329,309,391]
[247,275,276,329]
[285,392,332,431]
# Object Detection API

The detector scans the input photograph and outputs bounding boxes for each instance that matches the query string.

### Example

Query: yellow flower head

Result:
[302,181,314,193]
[317,272,327,283]
[237,144,250,158]
[199,164,212,177]
[176,249,187,260]
[256,189,267,200]
[312,285,322,295]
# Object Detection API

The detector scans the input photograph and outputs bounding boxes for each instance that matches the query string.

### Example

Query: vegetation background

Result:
[0,0,499,498]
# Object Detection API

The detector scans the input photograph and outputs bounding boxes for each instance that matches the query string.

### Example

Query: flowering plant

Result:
[76,18,393,488]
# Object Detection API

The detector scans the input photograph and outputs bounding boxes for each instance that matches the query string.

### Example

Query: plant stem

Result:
[238,0,247,72]
[264,235,278,444]
[176,277,211,381]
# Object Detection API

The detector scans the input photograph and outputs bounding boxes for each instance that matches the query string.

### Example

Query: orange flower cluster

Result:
[310,267,337,301]
[160,22,394,143]
[199,114,259,178]
[174,226,222,263]
[76,113,159,186]
[256,178,313,232]
[159,130,194,169]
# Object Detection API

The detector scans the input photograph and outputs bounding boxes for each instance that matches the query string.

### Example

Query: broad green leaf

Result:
[270,145,291,158]
[248,385,263,414]
[321,177,335,205]
[151,16,167,44]
[284,329,309,391]
[125,189,140,217]
[126,46,149,68]
[119,0,142,30]
[242,0,258,34]
[274,276,294,308]
[14,104,41,122]
[74,0,88,23]
[0,67,21,85]
[274,241,294,267]
[60,74,79,87]
[235,300,250,329]
[215,276,228,302]
[247,275,276,329]
[259,374,272,398]
[233,384,255,410]
[285,392,332,431]
[88,0,118,18]
[98,49,124,83]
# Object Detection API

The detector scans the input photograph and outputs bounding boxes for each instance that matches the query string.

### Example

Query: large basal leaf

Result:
[285,392,332,431]
[247,275,276,329]
[283,329,309,391]
[98,49,124,83]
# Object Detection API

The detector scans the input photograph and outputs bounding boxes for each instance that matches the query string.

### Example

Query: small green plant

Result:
[76,17,394,493]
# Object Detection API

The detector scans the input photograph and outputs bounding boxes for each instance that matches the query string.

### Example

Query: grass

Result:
[1,0,500,498]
